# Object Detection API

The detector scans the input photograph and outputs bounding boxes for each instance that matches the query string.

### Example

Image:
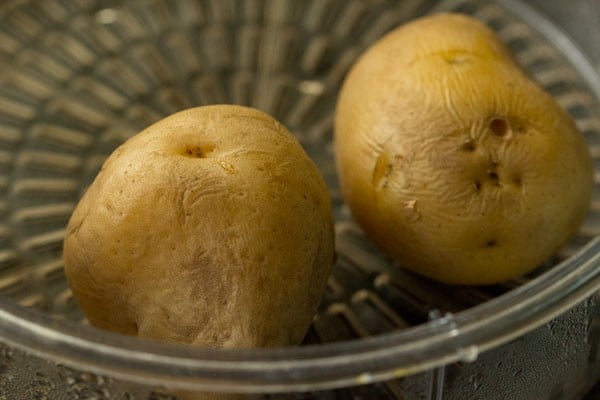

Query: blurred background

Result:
[530,0,600,70]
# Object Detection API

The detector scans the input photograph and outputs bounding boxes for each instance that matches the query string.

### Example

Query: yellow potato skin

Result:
[335,13,593,285]
[64,105,335,348]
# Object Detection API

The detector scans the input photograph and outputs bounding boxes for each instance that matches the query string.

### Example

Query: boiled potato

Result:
[64,105,335,350]
[334,13,593,285]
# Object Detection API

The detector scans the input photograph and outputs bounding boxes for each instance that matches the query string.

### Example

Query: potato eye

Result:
[461,140,476,152]
[485,239,497,248]
[512,175,523,186]
[490,118,509,137]
[183,144,214,158]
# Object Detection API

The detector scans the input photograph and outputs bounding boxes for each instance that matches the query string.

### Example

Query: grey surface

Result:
[527,0,600,69]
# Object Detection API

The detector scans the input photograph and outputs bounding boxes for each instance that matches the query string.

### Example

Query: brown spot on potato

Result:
[490,118,510,137]
[487,170,500,184]
[485,239,497,248]
[512,174,523,186]
[182,144,215,158]
[461,140,476,152]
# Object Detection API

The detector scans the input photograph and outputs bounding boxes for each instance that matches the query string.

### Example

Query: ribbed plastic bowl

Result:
[0,0,600,399]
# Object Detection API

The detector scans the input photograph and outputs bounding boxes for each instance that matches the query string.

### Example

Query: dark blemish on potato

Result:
[487,170,500,183]
[474,181,482,191]
[512,174,523,186]
[486,239,497,248]
[461,140,476,152]
[486,162,501,186]
[490,118,510,137]
[183,144,215,158]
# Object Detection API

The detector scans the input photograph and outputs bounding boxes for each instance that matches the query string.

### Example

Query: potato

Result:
[334,13,594,285]
[63,105,335,350]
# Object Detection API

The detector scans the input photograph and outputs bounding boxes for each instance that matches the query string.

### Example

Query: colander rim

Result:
[0,235,599,393]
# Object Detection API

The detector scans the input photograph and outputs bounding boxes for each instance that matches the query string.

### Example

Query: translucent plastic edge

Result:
[497,0,600,101]
[0,0,599,394]
[1,236,599,394]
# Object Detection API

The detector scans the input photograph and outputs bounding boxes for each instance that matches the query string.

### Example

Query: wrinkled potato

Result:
[334,13,593,285]
[64,105,335,350]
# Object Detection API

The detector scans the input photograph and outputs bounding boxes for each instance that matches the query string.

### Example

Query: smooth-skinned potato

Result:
[64,105,335,351]
[334,13,593,285]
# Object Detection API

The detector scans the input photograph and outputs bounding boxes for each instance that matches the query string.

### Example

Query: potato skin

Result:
[64,105,335,348]
[334,13,594,285]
